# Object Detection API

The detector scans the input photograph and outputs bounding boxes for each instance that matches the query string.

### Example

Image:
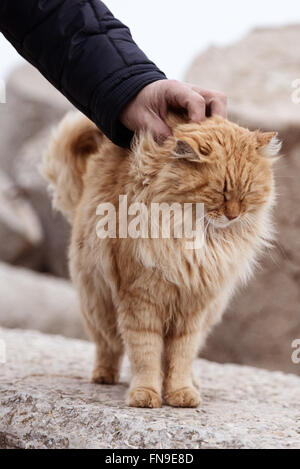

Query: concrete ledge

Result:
[0,328,299,449]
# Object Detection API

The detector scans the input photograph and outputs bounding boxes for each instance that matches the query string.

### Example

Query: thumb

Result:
[147,114,172,143]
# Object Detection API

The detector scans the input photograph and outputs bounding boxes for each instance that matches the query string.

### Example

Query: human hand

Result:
[120,79,227,142]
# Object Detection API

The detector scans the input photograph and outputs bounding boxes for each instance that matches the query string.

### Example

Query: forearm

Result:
[0,0,166,147]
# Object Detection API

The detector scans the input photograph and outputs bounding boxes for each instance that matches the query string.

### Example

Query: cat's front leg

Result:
[163,322,203,408]
[119,304,163,408]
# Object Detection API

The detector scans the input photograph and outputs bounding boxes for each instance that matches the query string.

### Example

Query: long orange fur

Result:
[42,111,280,408]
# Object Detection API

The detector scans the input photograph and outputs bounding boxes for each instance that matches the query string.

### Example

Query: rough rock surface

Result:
[0,263,85,340]
[0,328,299,449]
[186,25,300,375]
[0,63,72,179]
[0,171,43,266]
[186,25,300,145]
[0,63,72,276]
[14,129,70,277]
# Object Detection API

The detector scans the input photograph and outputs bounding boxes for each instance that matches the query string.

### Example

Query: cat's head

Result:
[133,116,280,230]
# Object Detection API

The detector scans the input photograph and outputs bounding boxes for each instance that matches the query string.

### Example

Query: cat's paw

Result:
[92,366,119,385]
[164,387,201,408]
[127,387,162,408]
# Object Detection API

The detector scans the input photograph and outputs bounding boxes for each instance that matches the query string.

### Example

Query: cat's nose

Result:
[225,201,240,221]
[226,214,239,221]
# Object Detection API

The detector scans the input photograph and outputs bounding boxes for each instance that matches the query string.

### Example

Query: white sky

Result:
[0,0,300,80]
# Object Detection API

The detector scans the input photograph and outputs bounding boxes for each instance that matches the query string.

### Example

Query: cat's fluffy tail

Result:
[41,111,103,221]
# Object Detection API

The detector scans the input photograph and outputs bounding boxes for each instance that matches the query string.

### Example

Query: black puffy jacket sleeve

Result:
[0,0,166,147]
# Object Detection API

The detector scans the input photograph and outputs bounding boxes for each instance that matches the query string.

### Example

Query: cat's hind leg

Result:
[78,277,124,385]
[91,331,124,385]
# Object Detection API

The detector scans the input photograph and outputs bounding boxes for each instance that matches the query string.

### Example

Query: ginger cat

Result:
[42,111,280,408]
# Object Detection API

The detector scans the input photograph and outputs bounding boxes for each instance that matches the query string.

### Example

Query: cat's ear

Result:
[174,140,198,159]
[173,139,210,162]
[255,131,282,160]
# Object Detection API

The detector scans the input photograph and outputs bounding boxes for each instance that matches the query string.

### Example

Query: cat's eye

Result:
[199,145,211,156]
[223,180,228,200]
[213,189,226,204]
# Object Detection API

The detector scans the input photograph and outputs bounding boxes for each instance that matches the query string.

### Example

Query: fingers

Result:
[191,85,227,118]
[185,92,207,123]
[165,81,227,123]
[145,112,172,143]
[119,80,228,146]
[209,96,227,118]
[165,83,206,123]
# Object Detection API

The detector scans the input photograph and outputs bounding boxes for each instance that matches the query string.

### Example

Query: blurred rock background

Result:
[0,25,299,375]
[187,25,300,374]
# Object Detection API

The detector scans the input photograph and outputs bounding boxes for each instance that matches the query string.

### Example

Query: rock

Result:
[0,63,73,179]
[0,263,85,340]
[186,24,300,150]
[14,129,70,277]
[0,63,73,277]
[0,328,299,449]
[186,25,300,375]
[0,171,43,266]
